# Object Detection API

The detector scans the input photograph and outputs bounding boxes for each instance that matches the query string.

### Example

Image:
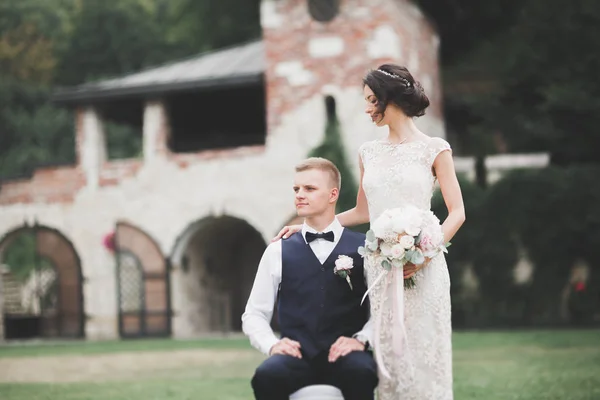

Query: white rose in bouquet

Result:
[371,213,393,239]
[380,242,393,257]
[390,244,405,259]
[399,235,415,249]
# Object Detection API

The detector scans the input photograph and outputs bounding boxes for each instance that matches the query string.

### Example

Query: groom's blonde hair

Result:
[295,157,341,190]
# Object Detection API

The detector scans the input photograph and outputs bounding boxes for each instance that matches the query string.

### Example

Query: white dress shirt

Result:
[241,218,373,355]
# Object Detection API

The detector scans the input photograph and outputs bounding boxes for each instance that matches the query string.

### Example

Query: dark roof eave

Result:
[52,72,264,105]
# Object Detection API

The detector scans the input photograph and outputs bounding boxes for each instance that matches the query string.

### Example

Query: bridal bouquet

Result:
[358,205,449,288]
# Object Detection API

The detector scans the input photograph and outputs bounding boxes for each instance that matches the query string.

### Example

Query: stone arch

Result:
[170,215,266,334]
[114,221,171,338]
[0,224,84,339]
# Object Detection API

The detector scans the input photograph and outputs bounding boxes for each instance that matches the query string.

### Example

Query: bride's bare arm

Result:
[434,150,466,243]
[404,150,465,278]
[336,155,370,227]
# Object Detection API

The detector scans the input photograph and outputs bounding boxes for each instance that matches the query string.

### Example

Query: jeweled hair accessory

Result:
[376,69,412,87]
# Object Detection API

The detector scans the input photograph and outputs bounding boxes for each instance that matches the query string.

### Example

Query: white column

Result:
[143,100,168,162]
[80,107,107,190]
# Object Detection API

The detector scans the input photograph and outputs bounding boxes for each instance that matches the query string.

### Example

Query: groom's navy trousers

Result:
[252,351,377,400]
[251,230,378,400]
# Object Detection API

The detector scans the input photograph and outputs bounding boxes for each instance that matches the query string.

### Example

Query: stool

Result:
[289,384,344,400]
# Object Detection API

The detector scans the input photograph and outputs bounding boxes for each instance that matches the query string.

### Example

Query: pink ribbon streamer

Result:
[371,268,413,384]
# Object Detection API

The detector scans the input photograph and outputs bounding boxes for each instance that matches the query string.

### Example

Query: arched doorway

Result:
[114,222,171,338]
[171,216,266,334]
[0,224,84,339]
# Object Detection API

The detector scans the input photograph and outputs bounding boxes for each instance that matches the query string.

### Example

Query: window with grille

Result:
[117,252,143,312]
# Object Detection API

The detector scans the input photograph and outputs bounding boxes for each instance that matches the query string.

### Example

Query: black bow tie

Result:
[305,231,335,243]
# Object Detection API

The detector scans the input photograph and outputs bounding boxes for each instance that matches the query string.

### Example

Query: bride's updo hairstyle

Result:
[363,64,430,118]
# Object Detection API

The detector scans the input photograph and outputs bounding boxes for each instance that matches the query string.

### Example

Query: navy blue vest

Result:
[278,229,369,359]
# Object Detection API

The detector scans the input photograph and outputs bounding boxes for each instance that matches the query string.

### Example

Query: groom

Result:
[242,157,378,400]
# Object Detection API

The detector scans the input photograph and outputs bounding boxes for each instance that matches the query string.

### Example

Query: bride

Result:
[275,64,465,399]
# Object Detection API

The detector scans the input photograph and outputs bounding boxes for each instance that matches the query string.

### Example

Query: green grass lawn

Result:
[0,335,252,359]
[0,330,599,400]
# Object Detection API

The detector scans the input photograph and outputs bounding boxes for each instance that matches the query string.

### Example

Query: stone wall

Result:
[0,100,307,339]
[262,0,445,184]
[0,0,445,339]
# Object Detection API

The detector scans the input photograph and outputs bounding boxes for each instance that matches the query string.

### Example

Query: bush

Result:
[442,166,600,328]
[432,176,489,327]
[567,281,595,326]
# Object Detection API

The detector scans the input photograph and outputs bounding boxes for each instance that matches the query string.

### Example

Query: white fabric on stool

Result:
[289,384,344,400]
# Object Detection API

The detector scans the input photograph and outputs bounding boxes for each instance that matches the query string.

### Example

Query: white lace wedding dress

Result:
[360,137,453,400]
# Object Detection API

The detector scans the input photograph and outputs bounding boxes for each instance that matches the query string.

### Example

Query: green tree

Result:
[0,0,78,75]
[438,0,600,165]
[55,0,170,85]
[164,0,261,54]
[0,0,78,178]
[1,231,49,283]
[308,96,367,231]
[493,0,600,165]
[0,22,56,83]
[0,79,74,179]
[415,0,522,65]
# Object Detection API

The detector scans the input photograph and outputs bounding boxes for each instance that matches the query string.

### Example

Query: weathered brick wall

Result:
[0,100,299,339]
[0,167,86,205]
[261,0,445,183]
[262,0,443,133]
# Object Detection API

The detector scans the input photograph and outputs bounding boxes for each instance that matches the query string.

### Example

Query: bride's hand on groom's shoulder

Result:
[272,224,303,242]
[269,338,303,358]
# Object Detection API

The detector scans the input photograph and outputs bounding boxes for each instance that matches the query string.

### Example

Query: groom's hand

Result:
[269,338,302,358]
[328,336,365,363]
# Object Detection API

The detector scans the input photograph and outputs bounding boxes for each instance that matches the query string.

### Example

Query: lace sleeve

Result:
[358,141,372,165]
[427,137,452,167]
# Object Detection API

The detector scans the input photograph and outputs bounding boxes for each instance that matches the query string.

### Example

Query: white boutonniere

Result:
[334,255,354,290]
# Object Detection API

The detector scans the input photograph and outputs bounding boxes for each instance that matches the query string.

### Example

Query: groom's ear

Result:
[329,187,340,203]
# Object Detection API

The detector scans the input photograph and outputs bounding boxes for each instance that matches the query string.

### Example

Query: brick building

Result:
[0,0,444,340]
